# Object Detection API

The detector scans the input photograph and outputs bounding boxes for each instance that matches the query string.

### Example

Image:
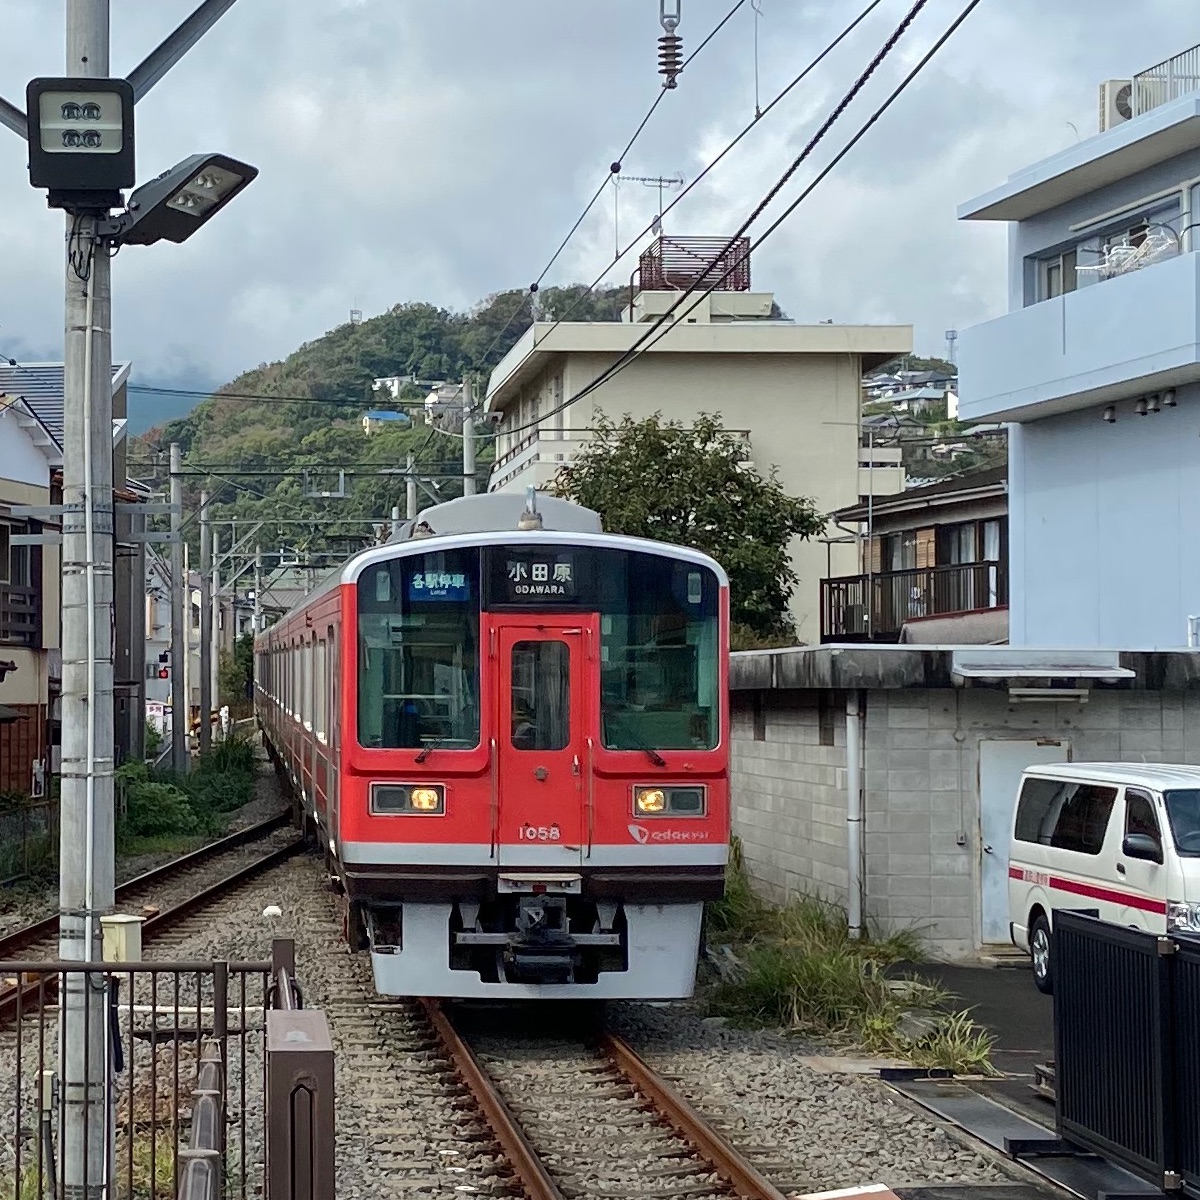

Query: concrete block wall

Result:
[731,685,1200,960]
[730,692,849,907]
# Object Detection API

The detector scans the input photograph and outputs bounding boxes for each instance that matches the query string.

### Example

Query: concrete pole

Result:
[390,505,401,539]
[462,376,477,496]
[169,443,187,774]
[254,546,262,636]
[198,492,212,753]
[406,452,417,519]
[211,527,221,711]
[59,5,116,1193]
[182,541,191,751]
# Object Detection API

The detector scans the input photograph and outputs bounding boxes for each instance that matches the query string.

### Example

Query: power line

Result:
[470,0,748,370]
[529,0,890,343]
[501,0,966,442]
[582,0,985,401]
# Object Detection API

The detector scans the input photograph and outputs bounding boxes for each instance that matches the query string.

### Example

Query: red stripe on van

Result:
[1008,863,1168,914]
[1048,875,1168,915]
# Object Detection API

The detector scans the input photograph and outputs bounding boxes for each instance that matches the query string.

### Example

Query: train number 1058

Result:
[519,823,561,842]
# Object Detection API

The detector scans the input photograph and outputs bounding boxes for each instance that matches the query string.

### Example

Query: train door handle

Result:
[983,845,994,855]
[534,766,549,782]
[1116,863,1126,875]
[572,755,581,776]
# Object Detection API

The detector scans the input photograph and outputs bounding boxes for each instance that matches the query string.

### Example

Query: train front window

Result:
[357,549,481,750]
[600,554,719,751]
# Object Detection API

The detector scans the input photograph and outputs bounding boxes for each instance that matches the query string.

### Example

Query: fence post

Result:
[265,1009,335,1200]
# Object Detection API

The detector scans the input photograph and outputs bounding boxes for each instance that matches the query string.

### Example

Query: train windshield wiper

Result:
[621,728,666,767]
[414,738,444,764]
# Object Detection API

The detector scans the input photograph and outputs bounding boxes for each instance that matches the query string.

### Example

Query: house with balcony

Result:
[958,46,1200,648]
[820,465,1008,643]
[0,396,61,795]
[0,360,146,777]
[484,235,911,642]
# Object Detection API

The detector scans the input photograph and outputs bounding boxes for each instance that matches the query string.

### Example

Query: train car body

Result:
[256,492,729,999]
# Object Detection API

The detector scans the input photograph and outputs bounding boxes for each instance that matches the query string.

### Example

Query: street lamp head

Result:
[26,76,135,210]
[106,153,258,247]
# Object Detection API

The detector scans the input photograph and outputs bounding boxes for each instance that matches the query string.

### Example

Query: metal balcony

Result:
[0,585,41,647]
[820,561,1008,643]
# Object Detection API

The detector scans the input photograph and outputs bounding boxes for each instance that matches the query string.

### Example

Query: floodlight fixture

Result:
[26,76,135,210]
[101,153,258,247]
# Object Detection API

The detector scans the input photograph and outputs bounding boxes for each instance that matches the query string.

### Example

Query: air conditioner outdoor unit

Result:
[1099,79,1133,132]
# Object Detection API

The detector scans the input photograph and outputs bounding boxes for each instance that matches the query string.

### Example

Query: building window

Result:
[1039,248,1078,300]
[884,531,917,571]
[0,524,10,584]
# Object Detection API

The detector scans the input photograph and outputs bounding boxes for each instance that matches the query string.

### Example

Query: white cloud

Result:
[0,0,1195,386]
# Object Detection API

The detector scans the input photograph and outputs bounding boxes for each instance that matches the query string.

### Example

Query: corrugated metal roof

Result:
[0,361,131,450]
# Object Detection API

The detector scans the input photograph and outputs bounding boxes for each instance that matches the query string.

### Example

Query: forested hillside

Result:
[132,285,626,558]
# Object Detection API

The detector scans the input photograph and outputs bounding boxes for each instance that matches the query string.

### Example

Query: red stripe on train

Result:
[1009,864,1168,914]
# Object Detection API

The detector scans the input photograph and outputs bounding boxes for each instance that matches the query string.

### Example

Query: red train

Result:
[255,491,730,998]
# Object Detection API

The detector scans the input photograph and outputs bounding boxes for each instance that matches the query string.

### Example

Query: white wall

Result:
[0,409,49,488]
[1011,386,1200,648]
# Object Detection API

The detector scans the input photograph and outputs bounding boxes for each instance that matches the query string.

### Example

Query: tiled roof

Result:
[0,361,131,450]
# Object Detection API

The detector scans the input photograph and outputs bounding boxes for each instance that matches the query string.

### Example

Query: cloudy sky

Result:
[0,0,1194,396]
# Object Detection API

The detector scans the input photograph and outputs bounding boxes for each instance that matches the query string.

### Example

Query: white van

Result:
[1008,763,1200,993]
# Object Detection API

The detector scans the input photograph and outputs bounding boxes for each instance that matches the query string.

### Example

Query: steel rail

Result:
[0,837,305,1026]
[599,1030,792,1200]
[419,998,567,1200]
[0,810,292,960]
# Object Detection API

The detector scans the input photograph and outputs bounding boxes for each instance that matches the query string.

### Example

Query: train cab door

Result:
[493,620,594,867]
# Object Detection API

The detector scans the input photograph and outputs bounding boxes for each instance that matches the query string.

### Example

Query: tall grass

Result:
[705,838,996,1074]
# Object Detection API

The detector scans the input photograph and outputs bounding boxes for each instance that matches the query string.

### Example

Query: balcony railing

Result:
[0,584,41,647]
[820,561,1007,643]
[1134,44,1200,117]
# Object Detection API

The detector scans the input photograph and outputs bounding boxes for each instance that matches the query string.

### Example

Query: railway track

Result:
[430,1001,793,1200]
[0,812,303,1024]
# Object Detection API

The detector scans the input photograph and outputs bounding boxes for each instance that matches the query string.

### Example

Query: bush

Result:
[118,773,200,840]
[705,839,995,1073]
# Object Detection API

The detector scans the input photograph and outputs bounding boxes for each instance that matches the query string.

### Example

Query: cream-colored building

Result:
[483,240,911,641]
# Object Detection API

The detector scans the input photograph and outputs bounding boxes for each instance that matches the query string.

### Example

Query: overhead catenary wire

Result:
[579,0,986,398]
[470,0,749,371]
[501,0,974,443]
[531,0,890,343]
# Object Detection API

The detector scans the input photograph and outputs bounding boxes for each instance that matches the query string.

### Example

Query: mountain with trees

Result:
[132,285,628,560]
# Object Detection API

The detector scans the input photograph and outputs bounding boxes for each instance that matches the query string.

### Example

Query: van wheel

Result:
[1030,914,1054,995]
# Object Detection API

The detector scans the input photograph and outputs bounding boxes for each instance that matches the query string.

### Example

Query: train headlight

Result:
[370,783,446,815]
[635,788,667,814]
[633,786,706,816]
[410,787,442,812]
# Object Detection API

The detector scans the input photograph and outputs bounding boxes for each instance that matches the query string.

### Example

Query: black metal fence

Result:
[0,938,334,1200]
[1053,911,1200,1194]
[0,799,57,885]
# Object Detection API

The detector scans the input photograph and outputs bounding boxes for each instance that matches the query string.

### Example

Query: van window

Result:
[1163,790,1200,857]
[1125,790,1163,854]
[1014,777,1117,855]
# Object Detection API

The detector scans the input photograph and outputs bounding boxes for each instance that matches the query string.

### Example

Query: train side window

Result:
[510,640,570,751]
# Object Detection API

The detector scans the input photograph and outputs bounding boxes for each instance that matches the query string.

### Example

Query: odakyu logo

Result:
[627,823,710,844]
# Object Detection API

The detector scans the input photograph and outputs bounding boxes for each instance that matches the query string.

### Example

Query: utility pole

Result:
[254,545,262,637]
[198,491,212,753]
[59,4,116,1192]
[169,442,187,774]
[211,527,221,714]
[406,452,418,519]
[462,376,477,497]
[390,505,402,538]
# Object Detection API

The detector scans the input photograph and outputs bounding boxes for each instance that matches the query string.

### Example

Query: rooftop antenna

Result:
[518,486,544,531]
[614,172,684,254]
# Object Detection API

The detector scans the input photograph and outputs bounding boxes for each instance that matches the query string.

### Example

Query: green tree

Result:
[550,413,825,642]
